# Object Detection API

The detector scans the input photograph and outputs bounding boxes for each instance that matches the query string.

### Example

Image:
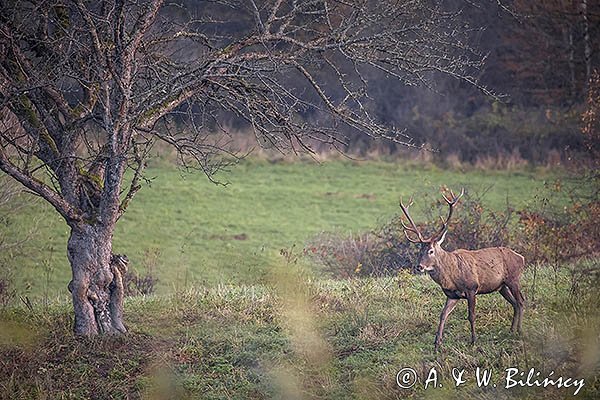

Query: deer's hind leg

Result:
[505,281,524,334]
[499,285,519,333]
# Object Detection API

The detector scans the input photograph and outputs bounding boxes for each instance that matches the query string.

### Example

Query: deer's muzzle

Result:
[414,264,426,274]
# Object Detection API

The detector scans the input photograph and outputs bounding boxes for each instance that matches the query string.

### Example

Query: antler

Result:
[399,196,427,243]
[433,187,465,241]
[399,188,465,243]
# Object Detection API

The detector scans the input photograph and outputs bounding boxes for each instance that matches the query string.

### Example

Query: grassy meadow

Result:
[1,261,598,399]
[1,159,598,399]
[2,159,570,298]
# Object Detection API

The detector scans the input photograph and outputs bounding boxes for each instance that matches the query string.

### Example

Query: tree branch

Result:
[0,149,81,224]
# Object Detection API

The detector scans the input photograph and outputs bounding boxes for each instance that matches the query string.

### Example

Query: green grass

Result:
[1,159,595,400]
[1,259,598,399]
[2,159,571,298]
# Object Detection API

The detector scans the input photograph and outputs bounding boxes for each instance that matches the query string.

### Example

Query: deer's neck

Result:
[429,249,460,290]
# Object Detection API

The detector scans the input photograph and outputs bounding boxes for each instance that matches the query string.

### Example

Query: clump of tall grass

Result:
[123,248,161,297]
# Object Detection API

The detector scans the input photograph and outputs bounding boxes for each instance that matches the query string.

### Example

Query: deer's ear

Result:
[437,229,448,245]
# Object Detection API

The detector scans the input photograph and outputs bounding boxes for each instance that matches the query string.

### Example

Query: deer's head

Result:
[399,188,464,273]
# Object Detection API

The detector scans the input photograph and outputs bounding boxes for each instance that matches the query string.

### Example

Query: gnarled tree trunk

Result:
[67,224,127,335]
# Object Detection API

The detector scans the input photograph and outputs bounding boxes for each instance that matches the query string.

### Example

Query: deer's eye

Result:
[428,249,434,256]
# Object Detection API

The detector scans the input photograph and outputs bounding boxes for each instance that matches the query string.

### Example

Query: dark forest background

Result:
[181,0,600,165]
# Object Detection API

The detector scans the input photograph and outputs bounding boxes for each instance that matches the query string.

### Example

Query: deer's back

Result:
[452,247,525,294]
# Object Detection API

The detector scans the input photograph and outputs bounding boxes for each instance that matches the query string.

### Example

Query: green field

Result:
[2,160,570,298]
[1,160,598,399]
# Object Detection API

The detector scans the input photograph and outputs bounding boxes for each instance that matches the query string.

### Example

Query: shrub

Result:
[305,229,416,279]
[307,184,599,280]
[123,248,160,296]
[391,187,515,253]
[306,189,515,279]
[305,232,377,278]
[516,195,600,264]
[438,187,514,251]
[124,270,158,297]
[306,188,527,280]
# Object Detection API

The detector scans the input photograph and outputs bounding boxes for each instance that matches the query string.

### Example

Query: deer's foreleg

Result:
[434,297,459,351]
[466,292,477,345]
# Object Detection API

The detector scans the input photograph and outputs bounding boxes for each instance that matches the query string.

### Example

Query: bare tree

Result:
[0,0,489,335]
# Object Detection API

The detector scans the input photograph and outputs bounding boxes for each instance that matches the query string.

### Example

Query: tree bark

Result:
[568,27,576,99]
[67,224,126,335]
[581,0,591,86]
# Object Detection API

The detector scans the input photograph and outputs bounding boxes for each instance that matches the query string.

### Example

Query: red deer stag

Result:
[399,188,525,351]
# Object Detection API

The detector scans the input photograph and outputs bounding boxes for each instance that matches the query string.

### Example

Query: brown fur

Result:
[428,246,525,296]
[400,189,526,350]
